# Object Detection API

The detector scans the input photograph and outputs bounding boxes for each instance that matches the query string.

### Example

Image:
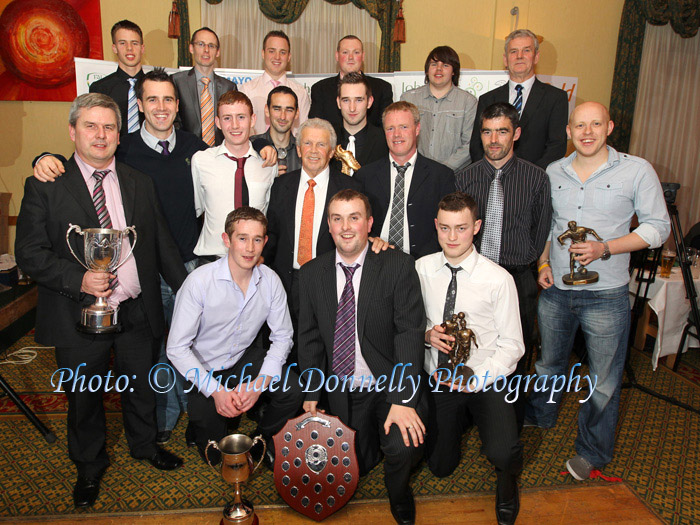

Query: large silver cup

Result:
[66,224,137,334]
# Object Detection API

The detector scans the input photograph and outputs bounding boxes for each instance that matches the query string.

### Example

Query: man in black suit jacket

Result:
[15,94,187,509]
[89,20,145,136]
[355,101,456,259]
[299,189,426,525]
[172,27,237,146]
[309,35,393,131]
[263,119,362,332]
[330,72,388,175]
[469,29,568,170]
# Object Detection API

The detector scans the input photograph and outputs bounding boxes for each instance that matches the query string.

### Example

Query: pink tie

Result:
[271,79,281,88]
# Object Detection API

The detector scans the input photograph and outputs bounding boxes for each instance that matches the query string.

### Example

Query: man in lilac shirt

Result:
[167,206,303,466]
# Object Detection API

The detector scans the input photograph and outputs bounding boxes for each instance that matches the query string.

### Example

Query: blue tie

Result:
[513,84,523,115]
[127,78,139,133]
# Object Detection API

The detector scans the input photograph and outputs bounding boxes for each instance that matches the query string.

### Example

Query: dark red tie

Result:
[225,154,248,209]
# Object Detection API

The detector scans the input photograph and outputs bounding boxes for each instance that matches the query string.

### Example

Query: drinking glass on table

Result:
[659,248,676,278]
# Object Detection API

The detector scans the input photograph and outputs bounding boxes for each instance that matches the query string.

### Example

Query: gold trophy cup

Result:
[205,434,266,525]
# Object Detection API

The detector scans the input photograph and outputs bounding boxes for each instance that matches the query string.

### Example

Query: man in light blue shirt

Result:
[167,206,303,465]
[526,102,670,480]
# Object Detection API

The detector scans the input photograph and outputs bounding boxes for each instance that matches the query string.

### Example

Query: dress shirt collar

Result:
[195,68,214,86]
[259,129,296,151]
[261,70,288,86]
[335,241,369,268]
[301,165,330,187]
[424,83,457,102]
[508,75,536,93]
[390,150,418,169]
[115,66,144,81]
[214,141,258,160]
[342,123,369,143]
[479,154,518,178]
[74,152,118,185]
[560,145,620,180]
[213,255,263,288]
[140,125,176,153]
[430,248,478,277]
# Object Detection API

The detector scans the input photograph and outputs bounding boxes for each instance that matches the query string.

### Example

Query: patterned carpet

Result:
[0,334,698,523]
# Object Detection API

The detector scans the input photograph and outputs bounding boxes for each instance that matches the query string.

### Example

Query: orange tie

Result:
[297,179,316,266]
[200,77,215,146]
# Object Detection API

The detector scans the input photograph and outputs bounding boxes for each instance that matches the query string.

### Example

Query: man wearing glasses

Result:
[173,27,237,147]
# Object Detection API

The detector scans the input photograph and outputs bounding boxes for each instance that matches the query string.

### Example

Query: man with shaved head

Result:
[525,102,670,480]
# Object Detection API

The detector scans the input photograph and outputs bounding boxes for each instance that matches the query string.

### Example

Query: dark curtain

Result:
[200,0,401,71]
[177,0,192,67]
[609,0,699,151]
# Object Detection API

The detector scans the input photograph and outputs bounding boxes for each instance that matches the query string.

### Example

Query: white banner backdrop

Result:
[75,58,577,114]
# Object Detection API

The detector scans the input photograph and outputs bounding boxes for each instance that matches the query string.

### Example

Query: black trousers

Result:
[55,296,158,478]
[426,386,522,501]
[345,390,426,505]
[504,265,539,431]
[187,344,304,464]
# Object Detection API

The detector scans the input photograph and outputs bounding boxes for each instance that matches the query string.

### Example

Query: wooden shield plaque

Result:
[273,412,358,521]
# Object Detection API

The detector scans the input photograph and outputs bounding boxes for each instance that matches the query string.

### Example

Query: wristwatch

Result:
[601,241,611,261]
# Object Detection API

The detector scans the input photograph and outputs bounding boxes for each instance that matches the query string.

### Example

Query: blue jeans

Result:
[155,259,198,432]
[526,284,630,468]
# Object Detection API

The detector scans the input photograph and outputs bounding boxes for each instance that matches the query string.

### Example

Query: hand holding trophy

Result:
[66,224,137,333]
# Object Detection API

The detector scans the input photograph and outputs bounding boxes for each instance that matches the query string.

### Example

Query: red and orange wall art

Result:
[0,0,102,101]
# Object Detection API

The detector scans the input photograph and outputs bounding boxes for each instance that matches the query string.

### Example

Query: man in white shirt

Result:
[416,191,524,525]
[192,91,277,260]
[240,30,310,135]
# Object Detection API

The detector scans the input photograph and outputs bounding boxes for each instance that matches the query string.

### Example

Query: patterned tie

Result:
[332,264,359,378]
[92,170,118,288]
[439,265,462,367]
[480,168,504,263]
[297,179,316,266]
[224,154,248,209]
[158,140,170,156]
[127,78,140,133]
[200,77,215,146]
[388,162,410,251]
[513,84,523,115]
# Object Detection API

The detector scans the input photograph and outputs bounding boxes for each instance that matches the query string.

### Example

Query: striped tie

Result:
[200,77,215,146]
[388,162,410,251]
[513,84,523,115]
[480,169,504,263]
[92,170,119,288]
[332,264,359,378]
[127,78,140,133]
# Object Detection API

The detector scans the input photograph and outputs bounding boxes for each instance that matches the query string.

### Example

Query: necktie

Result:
[127,78,139,133]
[332,264,359,378]
[224,154,248,209]
[158,140,170,156]
[346,136,356,175]
[297,179,316,266]
[439,265,462,367]
[513,84,523,115]
[480,168,504,263]
[270,79,281,88]
[388,162,410,251]
[92,170,118,288]
[200,77,215,146]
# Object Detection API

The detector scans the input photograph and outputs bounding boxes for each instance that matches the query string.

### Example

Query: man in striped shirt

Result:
[456,102,552,431]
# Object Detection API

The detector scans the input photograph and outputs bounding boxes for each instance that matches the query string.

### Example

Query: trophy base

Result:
[221,516,258,525]
[562,269,599,285]
[77,304,121,334]
[222,499,257,525]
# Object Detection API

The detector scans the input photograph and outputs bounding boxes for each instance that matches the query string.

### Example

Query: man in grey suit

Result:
[173,27,236,147]
[469,29,568,170]
[299,189,426,524]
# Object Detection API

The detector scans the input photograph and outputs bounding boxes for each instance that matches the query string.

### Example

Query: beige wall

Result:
[0,0,623,252]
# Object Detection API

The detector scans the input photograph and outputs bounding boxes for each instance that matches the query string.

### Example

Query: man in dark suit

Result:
[299,189,427,525]
[172,27,237,146]
[469,29,569,170]
[309,35,393,131]
[330,72,388,175]
[355,101,456,259]
[15,94,187,508]
[263,118,362,334]
[89,20,145,137]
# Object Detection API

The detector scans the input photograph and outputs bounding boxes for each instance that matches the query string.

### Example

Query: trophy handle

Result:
[249,435,266,475]
[204,440,220,471]
[65,224,90,270]
[112,226,138,271]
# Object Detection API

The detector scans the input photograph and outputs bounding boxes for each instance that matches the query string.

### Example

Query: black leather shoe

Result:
[155,430,172,445]
[390,491,415,524]
[73,475,101,508]
[143,446,183,471]
[250,434,275,471]
[496,484,520,525]
[185,422,196,448]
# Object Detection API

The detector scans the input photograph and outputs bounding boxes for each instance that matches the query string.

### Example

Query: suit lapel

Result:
[188,69,201,121]
[322,253,338,328]
[407,154,429,201]
[116,164,136,225]
[63,158,101,224]
[520,78,543,129]
[285,172,302,244]
[318,171,340,249]
[377,157,392,202]
[356,249,378,342]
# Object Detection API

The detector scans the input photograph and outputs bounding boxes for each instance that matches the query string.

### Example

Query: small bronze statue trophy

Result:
[441,312,478,372]
[557,220,604,285]
[333,144,360,175]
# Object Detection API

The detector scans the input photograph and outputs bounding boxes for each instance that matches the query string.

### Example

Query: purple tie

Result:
[158,140,170,156]
[332,264,359,378]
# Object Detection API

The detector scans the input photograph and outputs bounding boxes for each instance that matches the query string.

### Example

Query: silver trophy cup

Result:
[66,224,137,334]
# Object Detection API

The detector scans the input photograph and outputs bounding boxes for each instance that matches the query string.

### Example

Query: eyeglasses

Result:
[192,41,218,50]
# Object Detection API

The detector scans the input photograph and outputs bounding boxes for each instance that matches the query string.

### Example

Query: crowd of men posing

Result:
[17,19,670,525]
